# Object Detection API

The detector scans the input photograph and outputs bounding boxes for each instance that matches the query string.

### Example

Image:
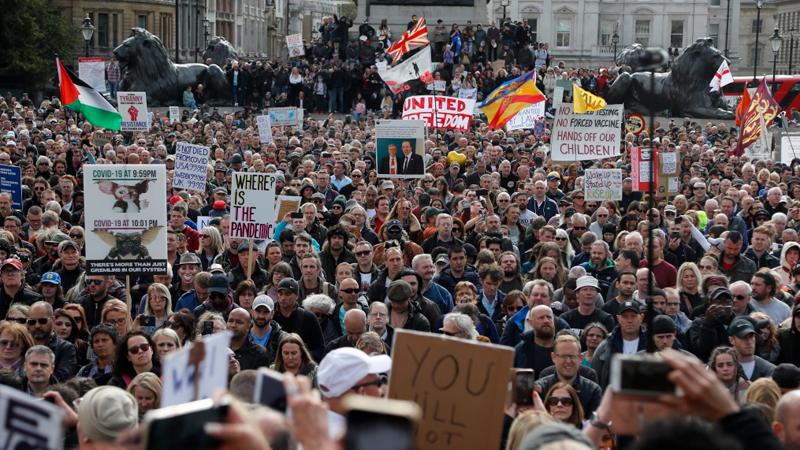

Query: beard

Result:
[535,324,554,340]
[504,270,516,278]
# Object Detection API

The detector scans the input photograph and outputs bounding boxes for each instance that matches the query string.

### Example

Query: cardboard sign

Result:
[83,164,167,274]
[286,33,305,57]
[172,142,209,192]
[117,91,149,132]
[658,152,680,196]
[490,59,505,73]
[230,172,279,240]
[268,107,302,127]
[0,385,65,450]
[550,103,623,161]
[402,95,475,131]
[631,147,658,192]
[375,120,426,178]
[161,331,232,407]
[388,330,513,450]
[256,115,274,144]
[276,195,302,221]
[584,169,623,201]
[78,56,106,93]
[0,164,22,209]
[506,101,546,131]
[169,106,180,124]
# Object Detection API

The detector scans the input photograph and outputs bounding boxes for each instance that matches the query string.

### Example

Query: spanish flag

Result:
[480,71,545,129]
[573,83,606,113]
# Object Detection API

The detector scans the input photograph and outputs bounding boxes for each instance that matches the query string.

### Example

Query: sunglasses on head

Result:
[128,343,150,355]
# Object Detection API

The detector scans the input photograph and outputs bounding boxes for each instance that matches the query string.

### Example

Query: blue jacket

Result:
[526,196,559,222]
[500,305,570,348]
[434,265,482,294]
[423,282,454,315]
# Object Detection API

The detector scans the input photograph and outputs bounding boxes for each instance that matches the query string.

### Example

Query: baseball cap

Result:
[708,286,733,302]
[40,272,61,285]
[252,295,274,311]
[58,240,80,253]
[228,154,243,164]
[165,155,176,161]
[207,274,230,294]
[664,205,677,214]
[728,316,767,338]
[213,187,227,195]
[168,195,184,206]
[213,200,226,210]
[317,347,392,398]
[209,263,225,274]
[237,240,254,253]
[277,278,299,294]
[385,219,403,232]
[381,181,394,190]
[435,254,449,265]
[1,258,23,271]
[387,280,414,302]
[575,275,599,291]
[618,301,643,315]
[547,171,561,181]
[77,386,138,443]
[311,192,326,200]
[45,232,71,245]
[177,253,202,266]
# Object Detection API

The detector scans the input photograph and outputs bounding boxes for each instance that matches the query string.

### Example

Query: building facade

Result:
[739,0,799,76]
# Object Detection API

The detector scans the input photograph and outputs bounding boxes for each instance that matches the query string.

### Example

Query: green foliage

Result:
[0,0,79,86]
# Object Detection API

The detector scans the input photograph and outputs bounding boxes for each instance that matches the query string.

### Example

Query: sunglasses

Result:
[355,251,372,257]
[341,288,359,294]
[128,343,151,355]
[547,396,573,407]
[555,237,567,241]
[69,233,83,238]
[699,265,715,270]
[26,318,49,326]
[86,279,104,286]
[8,317,27,324]
[352,375,388,390]
[0,339,20,348]
[572,226,586,231]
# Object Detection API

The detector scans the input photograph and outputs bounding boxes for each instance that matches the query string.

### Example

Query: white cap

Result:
[318,348,392,398]
[252,294,274,311]
[575,275,599,291]
[209,263,225,274]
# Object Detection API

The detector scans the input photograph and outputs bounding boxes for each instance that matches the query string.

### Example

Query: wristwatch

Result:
[590,411,612,430]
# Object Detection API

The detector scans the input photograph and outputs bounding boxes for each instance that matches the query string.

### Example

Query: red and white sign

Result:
[402,95,476,131]
[631,147,659,192]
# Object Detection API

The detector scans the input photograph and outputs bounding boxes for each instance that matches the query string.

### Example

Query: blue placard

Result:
[0,164,22,209]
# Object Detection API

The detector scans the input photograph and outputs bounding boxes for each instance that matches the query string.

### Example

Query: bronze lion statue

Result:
[606,39,734,119]
[113,28,230,106]
[202,36,239,67]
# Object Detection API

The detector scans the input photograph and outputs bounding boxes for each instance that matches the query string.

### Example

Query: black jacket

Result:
[46,333,77,382]
[233,336,270,370]
[0,286,42,321]
[274,306,325,362]
[319,249,356,283]
[687,315,734,362]
[535,374,602,414]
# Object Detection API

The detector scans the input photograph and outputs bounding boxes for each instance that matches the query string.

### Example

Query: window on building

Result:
[97,13,109,47]
[749,45,764,67]
[599,20,616,46]
[670,20,684,48]
[524,17,538,43]
[634,19,650,46]
[160,14,170,49]
[138,14,147,30]
[710,0,720,5]
[708,24,720,49]
[751,19,762,34]
[556,18,571,48]
[112,13,119,47]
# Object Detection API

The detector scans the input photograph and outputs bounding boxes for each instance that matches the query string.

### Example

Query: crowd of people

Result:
[2,13,800,450]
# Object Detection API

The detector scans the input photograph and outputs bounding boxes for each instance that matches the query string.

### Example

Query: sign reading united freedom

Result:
[550,104,623,161]
[402,95,476,131]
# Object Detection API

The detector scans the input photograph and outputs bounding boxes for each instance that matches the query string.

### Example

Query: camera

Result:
[611,354,676,396]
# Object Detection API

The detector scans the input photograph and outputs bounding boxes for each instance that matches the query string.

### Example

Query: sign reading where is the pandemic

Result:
[0,385,65,450]
[402,95,476,131]
[83,164,167,274]
[230,172,279,240]
[117,91,149,131]
[172,142,210,192]
[550,103,623,161]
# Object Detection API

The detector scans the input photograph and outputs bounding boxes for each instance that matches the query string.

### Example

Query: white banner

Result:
[78,56,106,93]
[169,106,180,124]
[117,91,149,132]
[584,169,623,201]
[172,142,209,192]
[781,132,800,165]
[268,107,302,127]
[230,172,279,240]
[550,103,623,161]
[402,95,475,131]
[286,34,305,57]
[458,88,477,99]
[375,120,426,179]
[426,80,446,92]
[161,331,232,407]
[506,101,546,131]
[257,115,274,144]
[378,46,433,94]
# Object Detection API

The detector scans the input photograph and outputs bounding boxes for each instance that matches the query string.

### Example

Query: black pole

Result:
[724,0,731,57]
[773,51,778,93]
[753,5,762,85]
[613,42,617,64]
[790,32,795,75]
[646,67,656,353]
[175,0,180,63]
[84,40,89,57]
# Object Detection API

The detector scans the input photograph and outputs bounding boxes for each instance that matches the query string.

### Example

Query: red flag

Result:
[387,17,429,60]
[733,79,781,156]
[735,85,751,128]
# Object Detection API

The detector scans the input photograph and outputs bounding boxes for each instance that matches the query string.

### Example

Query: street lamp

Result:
[790,28,796,76]
[770,27,783,93]
[501,0,509,24]
[81,14,95,57]
[612,32,619,65]
[203,18,210,47]
[752,0,764,86]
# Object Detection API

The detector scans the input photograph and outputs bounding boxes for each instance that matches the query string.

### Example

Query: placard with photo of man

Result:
[375,120,426,178]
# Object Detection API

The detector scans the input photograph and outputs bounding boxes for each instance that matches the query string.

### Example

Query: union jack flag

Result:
[387,17,429,60]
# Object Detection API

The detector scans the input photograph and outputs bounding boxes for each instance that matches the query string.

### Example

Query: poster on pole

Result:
[506,101,546,131]
[117,91,150,132]
[83,164,167,274]
[256,115,274,144]
[161,331,232,407]
[402,95,475,131]
[584,169,623,201]
[169,106,180,124]
[172,142,209,192]
[0,384,65,450]
[286,33,305,57]
[0,164,22,209]
[658,152,680,196]
[230,172,279,240]
[631,147,659,192]
[78,57,106,93]
[388,329,513,450]
[550,103,623,161]
[268,107,302,127]
[375,120,426,178]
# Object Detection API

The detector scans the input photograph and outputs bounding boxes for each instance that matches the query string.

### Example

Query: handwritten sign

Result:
[172,142,209,192]
[78,57,106,93]
[197,216,212,231]
[117,91,149,132]
[584,169,623,201]
[161,331,232,406]
[402,95,475,131]
[268,107,302,127]
[551,103,623,161]
[230,172,279,240]
[388,329,513,450]
[426,80,446,92]
[286,34,305,57]
[169,106,180,124]
[458,88,477,99]
[276,195,302,221]
[506,102,545,131]
[256,115,273,144]
[631,147,658,192]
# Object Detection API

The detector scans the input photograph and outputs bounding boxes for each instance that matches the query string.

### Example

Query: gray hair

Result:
[411,253,433,269]
[26,344,55,364]
[442,312,479,340]
[730,280,752,297]
[302,294,336,315]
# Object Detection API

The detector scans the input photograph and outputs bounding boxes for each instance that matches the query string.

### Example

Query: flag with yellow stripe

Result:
[573,83,607,114]
[480,71,546,129]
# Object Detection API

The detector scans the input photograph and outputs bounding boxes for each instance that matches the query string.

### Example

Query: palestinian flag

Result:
[57,57,121,130]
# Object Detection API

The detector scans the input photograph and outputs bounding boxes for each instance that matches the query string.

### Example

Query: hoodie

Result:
[774,241,800,286]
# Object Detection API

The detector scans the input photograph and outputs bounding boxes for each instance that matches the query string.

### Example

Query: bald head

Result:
[774,390,800,449]
[344,309,367,343]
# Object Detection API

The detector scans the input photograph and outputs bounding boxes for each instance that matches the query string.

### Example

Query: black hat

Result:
[651,314,677,334]
[207,274,230,294]
[773,364,800,390]
[277,278,299,294]
[618,301,643,314]
[728,316,767,338]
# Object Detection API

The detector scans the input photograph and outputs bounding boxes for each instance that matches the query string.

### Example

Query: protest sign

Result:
[402,95,476,131]
[161,331,232,407]
[257,115,274,144]
[388,329,513,450]
[78,56,106,92]
[624,113,646,135]
[83,164,167,274]
[631,147,658,192]
[375,120,426,178]
[506,101,546,131]
[169,106,180,123]
[172,142,209,192]
[0,164,22,209]
[426,80,446,92]
[268,107,302,127]
[658,152,680,196]
[780,132,800,164]
[276,195,302,221]
[0,385,65,450]
[230,172,279,240]
[286,34,305,57]
[197,216,212,231]
[584,169,623,201]
[458,88,477,99]
[117,91,149,132]
[490,59,505,73]
[550,103,623,161]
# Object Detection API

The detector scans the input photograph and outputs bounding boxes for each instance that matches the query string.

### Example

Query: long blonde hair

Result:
[505,411,555,450]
